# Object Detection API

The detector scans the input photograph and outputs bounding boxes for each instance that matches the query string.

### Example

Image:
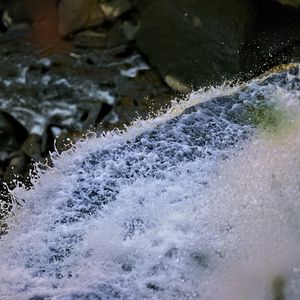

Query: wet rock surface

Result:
[240,0,300,79]
[133,0,256,90]
[0,21,171,193]
[136,0,300,90]
[59,0,105,37]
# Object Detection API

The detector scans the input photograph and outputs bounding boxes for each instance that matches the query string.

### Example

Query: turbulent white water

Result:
[1,66,300,299]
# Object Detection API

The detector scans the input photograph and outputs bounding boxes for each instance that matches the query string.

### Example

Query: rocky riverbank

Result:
[0,0,300,191]
[0,1,172,188]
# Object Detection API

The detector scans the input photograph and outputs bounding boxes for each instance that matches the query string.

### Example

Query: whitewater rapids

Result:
[1,65,300,299]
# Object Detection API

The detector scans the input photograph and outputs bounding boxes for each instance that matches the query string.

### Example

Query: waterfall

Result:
[1,66,300,299]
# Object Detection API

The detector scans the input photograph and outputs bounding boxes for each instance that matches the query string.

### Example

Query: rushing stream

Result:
[1,65,300,299]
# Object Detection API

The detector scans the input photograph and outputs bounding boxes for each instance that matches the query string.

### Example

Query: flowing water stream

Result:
[1,66,300,299]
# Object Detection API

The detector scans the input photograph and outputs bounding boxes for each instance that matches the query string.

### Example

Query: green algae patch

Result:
[246,103,294,139]
[271,275,286,300]
[249,105,287,130]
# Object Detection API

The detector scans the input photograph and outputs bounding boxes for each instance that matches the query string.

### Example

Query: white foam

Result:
[1,72,300,299]
[120,62,150,78]
[15,66,28,85]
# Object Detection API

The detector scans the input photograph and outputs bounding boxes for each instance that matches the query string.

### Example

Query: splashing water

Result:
[1,66,300,299]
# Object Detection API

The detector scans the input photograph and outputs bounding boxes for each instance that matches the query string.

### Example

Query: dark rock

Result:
[0,0,4,12]
[240,0,300,79]
[0,111,27,163]
[0,0,6,32]
[20,134,43,161]
[2,0,30,25]
[107,22,128,48]
[133,0,300,90]
[52,130,79,154]
[122,21,138,41]
[73,30,108,49]
[134,0,256,91]
[3,152,28,184]
[3,23,30,38]
[0,19,6,33]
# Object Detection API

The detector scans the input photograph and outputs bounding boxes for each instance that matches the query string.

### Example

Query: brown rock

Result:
[99,0,132,20]
[58,0,105,37]
[26,0,59,40]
